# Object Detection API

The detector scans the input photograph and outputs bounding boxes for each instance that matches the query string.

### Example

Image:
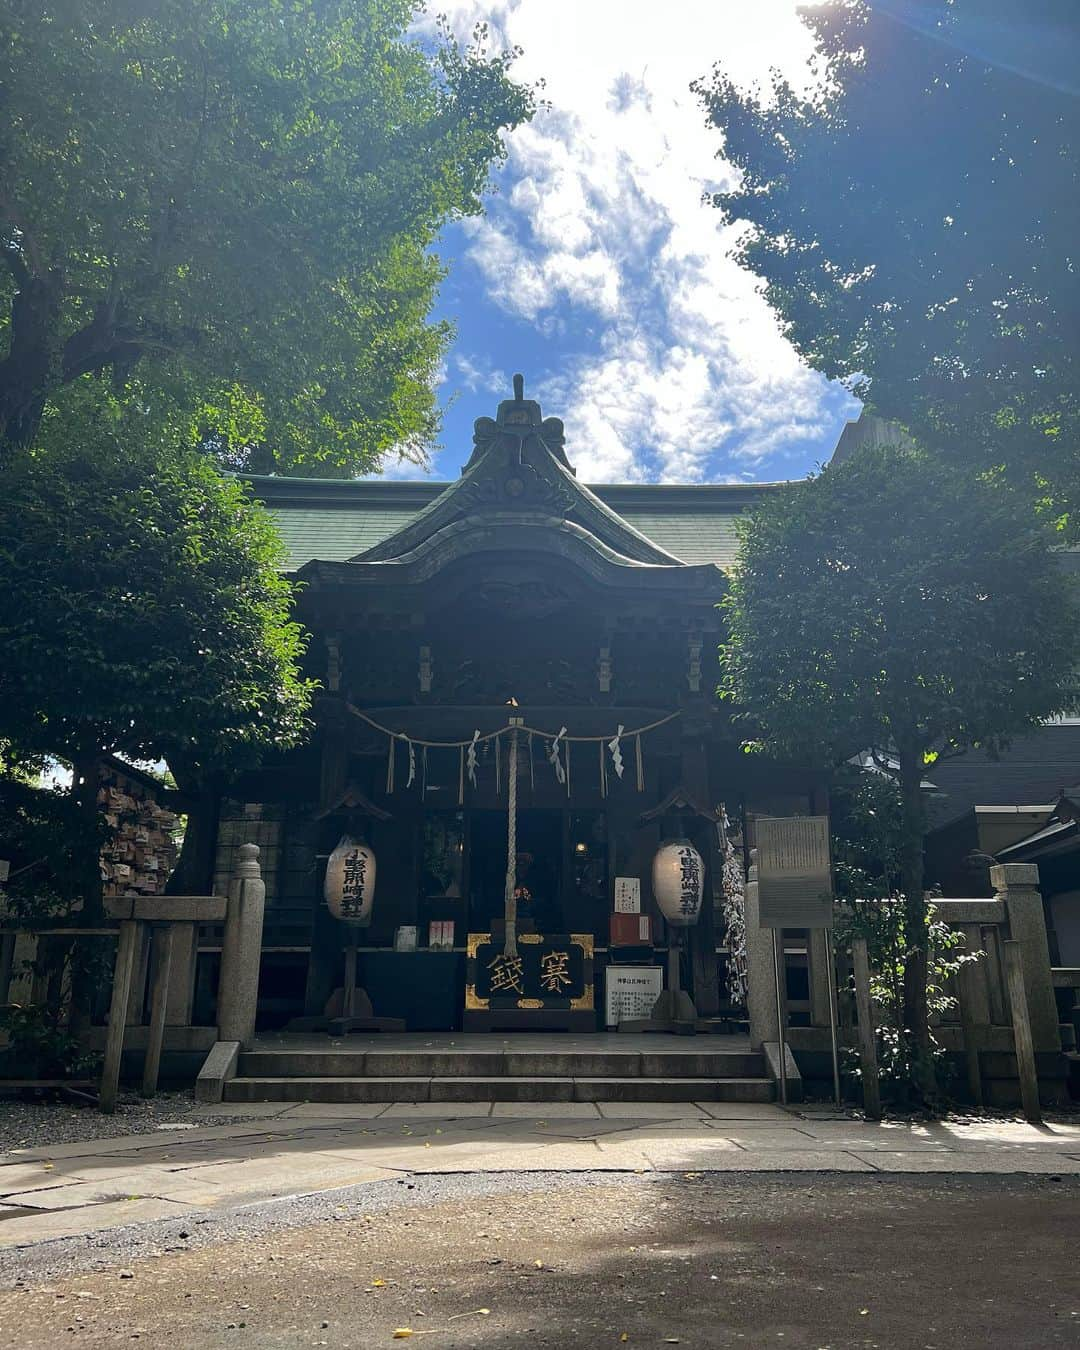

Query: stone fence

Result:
[0,843,266,1111]
[744,860,1071,1108]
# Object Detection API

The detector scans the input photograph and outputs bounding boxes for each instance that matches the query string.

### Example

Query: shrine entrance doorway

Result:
[465,808,609,941]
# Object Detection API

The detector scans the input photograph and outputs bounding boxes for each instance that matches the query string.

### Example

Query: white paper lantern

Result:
[652,839,705,927]
[324,835,376,926]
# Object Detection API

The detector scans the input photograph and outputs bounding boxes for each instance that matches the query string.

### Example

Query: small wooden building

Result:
[196,380,827,1032]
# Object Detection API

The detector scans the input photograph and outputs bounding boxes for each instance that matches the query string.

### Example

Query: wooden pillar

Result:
[851,936,881,1119]
[0,932,15,1005]
[956,957,985,1108]
[141,925,175,1098]
[681,710,719,1016]
[100,919,140,1114]
[165,921,198,1026]
[1003,938,1042,1124]
[318,699,349,811]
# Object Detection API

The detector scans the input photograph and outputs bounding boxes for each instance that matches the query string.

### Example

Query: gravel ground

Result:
[0,1090,265,1154]
[2,1171,1078,1348]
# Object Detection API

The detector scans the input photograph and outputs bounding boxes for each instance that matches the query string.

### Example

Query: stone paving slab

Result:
[377,1101,496,1118]
[643,1148,878,1172]
[848,1150,1080,1173]
[0,1196,188,1245]
[3,1104,1080,1249]
[277,1102,391,1119]
[696,1102,793,1120]
[490,1101,601,1118]
[595,1102,715,1119]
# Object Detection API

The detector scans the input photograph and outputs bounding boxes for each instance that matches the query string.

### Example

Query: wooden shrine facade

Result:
[200,379,826,1032]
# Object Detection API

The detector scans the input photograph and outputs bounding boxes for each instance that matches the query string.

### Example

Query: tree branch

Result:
[1,238,30,288]
[0,188,45,277]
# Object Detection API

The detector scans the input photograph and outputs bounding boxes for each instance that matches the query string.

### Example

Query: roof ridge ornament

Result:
[464,372,573,476]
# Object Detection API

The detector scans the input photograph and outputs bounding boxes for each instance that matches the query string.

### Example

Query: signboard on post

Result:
[605,965,664,1026]
[754,814,841,1109]
[755,815,833,929]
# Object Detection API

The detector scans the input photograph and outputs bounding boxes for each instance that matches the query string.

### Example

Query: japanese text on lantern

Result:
[341,849,367,919]
[487,953,525,996]
[678,846,701,916]
[539,949,572,993]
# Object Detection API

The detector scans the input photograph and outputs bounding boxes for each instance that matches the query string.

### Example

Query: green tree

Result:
[697,0,1080,536]
[0,1,534,470]
[721,444,1077,1083]
[0,401,315,916]
[829,766,975,1103]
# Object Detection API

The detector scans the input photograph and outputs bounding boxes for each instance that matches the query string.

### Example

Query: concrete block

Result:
[367,1052,504,1078]
[430,1076,575,1103]
[503,1052,636,1078]
[763,1041,804,1103]
[640,1051,765,1078]
[195,1040,240,1104]
[224,1076,430,1103]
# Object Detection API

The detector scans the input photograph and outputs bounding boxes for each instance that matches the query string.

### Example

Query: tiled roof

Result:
[244,476,779,571]
[926,723,1080,828]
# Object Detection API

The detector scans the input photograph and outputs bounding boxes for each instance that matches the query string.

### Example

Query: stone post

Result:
[217,843,265,1047]
[744,856,779,1049]
[990,863,1061,1052]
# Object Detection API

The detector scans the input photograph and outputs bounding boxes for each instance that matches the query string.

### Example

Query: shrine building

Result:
[194,379,831,1041]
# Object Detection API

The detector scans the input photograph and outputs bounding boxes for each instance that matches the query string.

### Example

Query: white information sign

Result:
[613,876,641,914]
[605,965,663,1027]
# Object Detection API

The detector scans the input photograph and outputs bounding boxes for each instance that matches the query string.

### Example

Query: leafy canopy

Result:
[0,1,535,470]
[697,0,1080,536]
[0,400,315,773]
[721,444,1078,767]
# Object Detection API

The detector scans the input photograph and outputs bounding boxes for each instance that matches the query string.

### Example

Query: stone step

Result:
[236,1050,767,1080]
[223,1075,776,1104]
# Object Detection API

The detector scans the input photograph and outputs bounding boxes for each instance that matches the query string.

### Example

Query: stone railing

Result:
[930,864,1065,1110]
[0,843,266,1112]
[744,859,1070,1109]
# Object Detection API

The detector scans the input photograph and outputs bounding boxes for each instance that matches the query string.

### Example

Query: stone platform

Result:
[224,1031,774,1104]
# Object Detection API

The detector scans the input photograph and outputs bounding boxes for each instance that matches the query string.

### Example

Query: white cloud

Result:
[421,0,857,482]
[452,351,509,397]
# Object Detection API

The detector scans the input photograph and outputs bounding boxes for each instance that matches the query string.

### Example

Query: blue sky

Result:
[395,1,860,486]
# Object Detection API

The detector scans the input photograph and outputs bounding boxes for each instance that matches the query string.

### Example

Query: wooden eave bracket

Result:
[638,785,723,825]
[314,784,393,822]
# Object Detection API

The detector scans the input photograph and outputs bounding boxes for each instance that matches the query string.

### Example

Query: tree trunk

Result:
[896,737,932,1093]
[67,753,104,1036]
[70,754,104,924]
[0,270,64,454]
[165,765,221,896]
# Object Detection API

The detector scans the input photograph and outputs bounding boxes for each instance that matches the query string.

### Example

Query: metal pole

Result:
[771,927,788,1106]
[826,927,842,1108]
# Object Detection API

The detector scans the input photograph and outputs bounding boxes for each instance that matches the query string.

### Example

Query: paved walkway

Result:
[2,1101,1079,1249]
